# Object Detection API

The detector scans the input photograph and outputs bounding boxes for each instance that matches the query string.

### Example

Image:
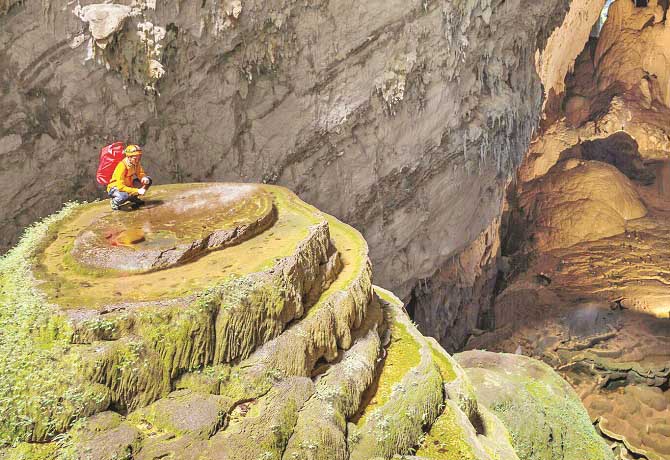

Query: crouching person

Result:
[108,144,153,210]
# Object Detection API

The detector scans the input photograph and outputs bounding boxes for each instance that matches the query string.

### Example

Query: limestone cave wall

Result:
[1,0,606,348]
[481,2,670,458]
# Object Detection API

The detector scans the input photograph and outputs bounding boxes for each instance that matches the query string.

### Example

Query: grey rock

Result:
[0,0,579,343]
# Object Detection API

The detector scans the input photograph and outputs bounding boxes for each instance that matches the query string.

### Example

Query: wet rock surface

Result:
[70,184,276,272]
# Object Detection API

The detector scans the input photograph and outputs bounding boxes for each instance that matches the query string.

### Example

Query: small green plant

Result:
[0,203,97,445]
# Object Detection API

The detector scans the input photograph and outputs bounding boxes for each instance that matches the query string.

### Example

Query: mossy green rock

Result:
[0,183,613,460]
[70,412,142,460]
[0,184,341,444]
[455,351,614,460]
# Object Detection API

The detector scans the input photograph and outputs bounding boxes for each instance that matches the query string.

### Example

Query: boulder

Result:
[455,351,614,460]
[520,160,646,251]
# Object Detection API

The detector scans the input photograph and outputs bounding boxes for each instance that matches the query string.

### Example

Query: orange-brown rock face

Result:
[519,160,646,251]
[483,2,670,459]
[594,0,670,107]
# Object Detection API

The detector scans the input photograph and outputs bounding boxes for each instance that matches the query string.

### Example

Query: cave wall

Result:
[403,0,607,349]
[0,0,601,347]
[535,0,607,114]
[409,216,501,352]
[521,0,670,183]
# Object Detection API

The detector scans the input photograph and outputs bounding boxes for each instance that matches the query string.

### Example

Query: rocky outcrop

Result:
[468,243,670,460]
[456,351,615,460]
[74,4,133,45]
[522,0,670,183]
[0,184,611,460]
[518,159,646,251]
[534,0,607,112]
[0,0,607,341]
[483,3,670,459]
[594,0,670,107]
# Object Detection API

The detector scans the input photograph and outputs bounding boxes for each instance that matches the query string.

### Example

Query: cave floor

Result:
[469,200,670,460]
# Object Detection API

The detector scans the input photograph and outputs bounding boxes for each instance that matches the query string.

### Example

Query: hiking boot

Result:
[130,197,145,210]
[110,199,121,211]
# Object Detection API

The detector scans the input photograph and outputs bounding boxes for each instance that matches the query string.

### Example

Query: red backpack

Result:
[96,142,125,186]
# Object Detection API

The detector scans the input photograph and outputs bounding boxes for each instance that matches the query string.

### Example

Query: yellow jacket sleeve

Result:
[108,161,139,195]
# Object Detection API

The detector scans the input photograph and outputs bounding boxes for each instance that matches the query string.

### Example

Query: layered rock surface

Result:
[0,0,609,347]
[518,159,646,251]
[0,184,611,460]
[483,3,670,459]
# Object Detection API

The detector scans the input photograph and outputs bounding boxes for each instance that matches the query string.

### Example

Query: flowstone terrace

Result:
[0,183,611,460]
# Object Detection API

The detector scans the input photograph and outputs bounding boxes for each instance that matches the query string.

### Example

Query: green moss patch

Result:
[1,185,337,445]
[0,205,110,445]
[203,377,314,460]
[355,320,421,428]
[456,351,614,460]
[129,390,230,438]
[428,342,457,384]
[349,297,444,460]
[415,403,477,460]
[0,442,59,460]
[282,310,383,460]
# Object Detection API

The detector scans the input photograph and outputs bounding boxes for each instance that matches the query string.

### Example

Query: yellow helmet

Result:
[124,144,143,157]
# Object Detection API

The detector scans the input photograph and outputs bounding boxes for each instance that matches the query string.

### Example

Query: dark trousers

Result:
[108,178,152,206]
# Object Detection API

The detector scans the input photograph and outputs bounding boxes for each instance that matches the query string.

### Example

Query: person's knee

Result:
[112,191,130,204]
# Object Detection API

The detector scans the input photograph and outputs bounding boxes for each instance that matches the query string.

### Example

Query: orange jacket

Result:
[107,158,147,194]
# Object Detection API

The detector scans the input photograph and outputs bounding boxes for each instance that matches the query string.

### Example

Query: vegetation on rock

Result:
[0,184,613,460]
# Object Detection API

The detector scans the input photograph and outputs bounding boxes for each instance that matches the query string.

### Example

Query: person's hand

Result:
[141,177,151,185]
[138,188,146,196]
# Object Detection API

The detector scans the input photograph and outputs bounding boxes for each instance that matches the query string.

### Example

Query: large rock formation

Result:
[0,0,610,347]
[478,2,670,459]
[518,159,646,251]
[455,351,615,460]
[0,184,612,460]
